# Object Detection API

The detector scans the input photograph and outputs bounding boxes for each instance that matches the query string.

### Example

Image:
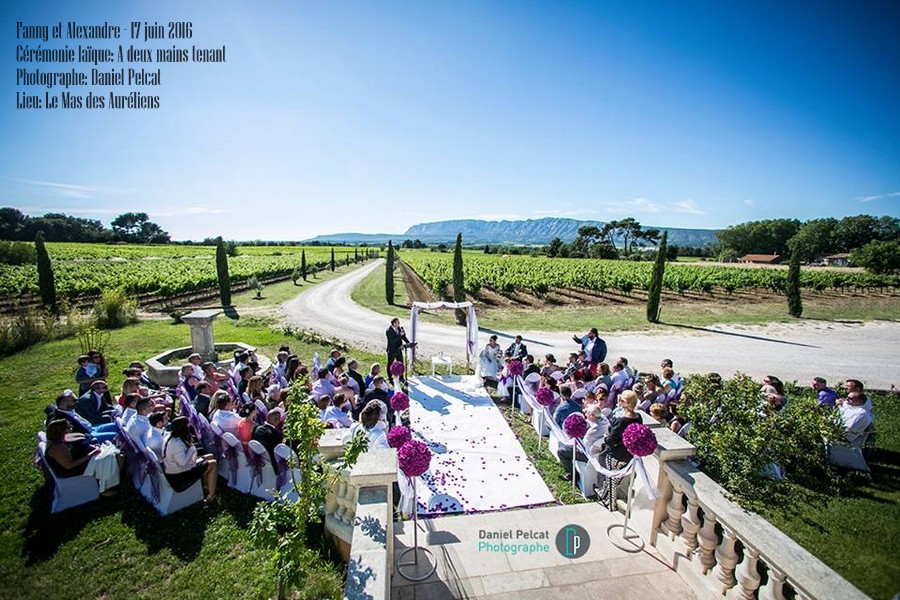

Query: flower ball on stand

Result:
[391,391,410,426]
[622,423,657,458]
[535,386,555,407]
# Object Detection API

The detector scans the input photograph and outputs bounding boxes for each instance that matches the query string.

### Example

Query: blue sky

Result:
[2,1,898,241]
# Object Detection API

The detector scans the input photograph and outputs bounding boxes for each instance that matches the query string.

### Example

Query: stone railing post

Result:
[712,526,739,593]
[697,509,718,574]
[347,448,397,595]
[734,545,762,600]
[758,565,786,600]
[679,495,701,554]
[664,481,684,537]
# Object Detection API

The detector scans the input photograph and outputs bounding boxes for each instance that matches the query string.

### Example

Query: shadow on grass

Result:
[22,480,261,565]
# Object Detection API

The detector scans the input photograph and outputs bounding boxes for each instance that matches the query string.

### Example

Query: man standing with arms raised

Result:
[386,317,411,371]
[572,328,607,377]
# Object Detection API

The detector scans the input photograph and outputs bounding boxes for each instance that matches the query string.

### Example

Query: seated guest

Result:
[760,375,788,413]
[348,402,388,449]
[364,363,382,389]
[507,335,528,359]
[243,375,266,406]
[357,376,394,422]
[311,368,336,399]
[127,361,161,391]
[121,393,140,426]
[660,359,682,389]
[237,403,257,451]
[593,362,613,391]
[840,379,873,412]
[75,355,98,395]
[596,390,642,511]
[236,366,254,397]
[335,375,358,409]
[230,351,249,385]
[661,367,680,392]
[610,360,630,388]
[839,392,874,447]
[324,394,353,428]
[187,353,204,381]
[45,419,121,496]
[76,380,117,425]
[147,411,168,457]
[201,361,229,394]
[553,387,581,427]
[540,354,562,378]
[193,381,212,419]
[178,365,200,401]
[324,349,342,374]
[563,353,581,380]
[272,351,289,381]
[649,403,668,425]
[346,360,366,395]
[252,409,285,467]
[207,390,230,421]
[316,395,332,423]
[211,394,241,437]
[523,354,540,377]
[162,417,218,504]
[812,377,839,408]
[332,356,348,381]
[619,357,636,379]
[125,398,154,447]
[46,390,118,443]
[558,404,610,480]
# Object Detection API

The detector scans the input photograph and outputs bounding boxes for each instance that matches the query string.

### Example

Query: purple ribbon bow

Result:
[274,453,289,490]
[246,448,267,487]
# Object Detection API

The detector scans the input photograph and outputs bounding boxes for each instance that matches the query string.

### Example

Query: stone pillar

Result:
[349,448,398,587]
[180,309,222,362]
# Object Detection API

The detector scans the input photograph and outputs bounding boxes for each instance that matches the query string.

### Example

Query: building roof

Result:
[823,253,851,259]
[739,254,782,263]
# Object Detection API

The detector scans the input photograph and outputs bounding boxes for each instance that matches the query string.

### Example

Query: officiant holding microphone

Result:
[386,317,413,369]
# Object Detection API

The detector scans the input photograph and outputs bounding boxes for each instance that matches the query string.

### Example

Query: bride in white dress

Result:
[477,335,503,384]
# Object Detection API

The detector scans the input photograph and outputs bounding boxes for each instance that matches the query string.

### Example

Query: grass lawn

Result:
[349,262,409,316]
[762,393,900,600]
[0,318,385,599]
[231,261,370,311]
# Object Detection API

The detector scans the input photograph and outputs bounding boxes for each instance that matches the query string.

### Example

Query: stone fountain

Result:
[145,309,270,386]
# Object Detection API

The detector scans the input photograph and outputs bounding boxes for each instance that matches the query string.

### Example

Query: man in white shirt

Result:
[188,353,204,380]
[147,411,168,457]
[125,398,154,448]
[839,392,874,447]
[211,395,241,437]
[311,369,336,399]
[610,360,630,388]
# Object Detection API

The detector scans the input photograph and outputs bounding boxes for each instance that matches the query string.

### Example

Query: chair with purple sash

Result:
[221,432,252,493]
[35,432,102,513]
[135,445,204,515]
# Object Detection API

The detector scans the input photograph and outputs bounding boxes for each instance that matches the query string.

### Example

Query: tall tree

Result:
[787,218,839,261]
[216,237,232,306]
[646,231,668,323]
[300,249,307,281]
[786,250,802,318]
[330,248,335,272]
[717,219,801,256]
[385,241,395,305]
[354,247,359,263]
[851,240,900,274]
[34,231,58,314]
[600,218,660,256]
[452,233,466,325]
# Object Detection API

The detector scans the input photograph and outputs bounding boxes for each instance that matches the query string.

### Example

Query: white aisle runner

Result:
[407,376,555,516]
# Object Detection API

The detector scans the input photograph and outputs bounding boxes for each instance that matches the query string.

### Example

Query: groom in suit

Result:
[386,318,411,369]
[506,335,527,359]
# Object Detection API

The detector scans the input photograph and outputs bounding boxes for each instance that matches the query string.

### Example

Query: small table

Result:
[431,355,452,376]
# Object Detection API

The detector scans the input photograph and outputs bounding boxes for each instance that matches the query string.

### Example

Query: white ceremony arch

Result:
[408,301,478,369]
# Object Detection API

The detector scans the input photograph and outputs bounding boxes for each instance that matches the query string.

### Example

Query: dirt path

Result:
[280,259,899,390]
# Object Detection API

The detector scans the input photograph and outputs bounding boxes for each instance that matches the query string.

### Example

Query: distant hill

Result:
[307,217,718,247]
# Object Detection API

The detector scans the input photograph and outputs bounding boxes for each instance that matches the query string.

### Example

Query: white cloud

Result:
[859,191,899,203]
[673,199,705,214]
[10,178,135,199]
[742,199,755,207]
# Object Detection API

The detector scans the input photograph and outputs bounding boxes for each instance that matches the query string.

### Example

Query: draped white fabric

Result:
[408,301,478,366]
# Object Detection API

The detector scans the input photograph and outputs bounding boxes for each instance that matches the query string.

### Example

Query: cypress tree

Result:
[646,231,668,323]
[786,249,803,318]
[452,233,466,325]
[35,231,58,314]
[216,237,232,306]
[301,249,307,281]
[330,248,335,272]
[354,247,359,263]
[385,241,395,305]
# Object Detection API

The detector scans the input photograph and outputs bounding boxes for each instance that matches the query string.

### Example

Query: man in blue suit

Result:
[572,328,607,376]
[76,380,116,425]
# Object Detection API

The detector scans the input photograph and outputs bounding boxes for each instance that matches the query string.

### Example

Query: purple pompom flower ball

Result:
[398,440,432,477]
[391,391,410,412]
[507,359,524,377]
[563,412,588,439]
[387,426,412,449]
[389,360,405,377]
[622,423,657,457]
[535,386,554,407]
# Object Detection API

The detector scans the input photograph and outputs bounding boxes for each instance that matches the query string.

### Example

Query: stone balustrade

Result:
[649,458,868,599]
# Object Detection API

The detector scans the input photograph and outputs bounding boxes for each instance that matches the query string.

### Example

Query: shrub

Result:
[681,373,846,511]
[0,241,36,265]
[93,288,137,329]
[851,239,900,274]
[0,303,81,356]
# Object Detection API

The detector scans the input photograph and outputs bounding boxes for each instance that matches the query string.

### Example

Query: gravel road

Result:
[281,260,899,390]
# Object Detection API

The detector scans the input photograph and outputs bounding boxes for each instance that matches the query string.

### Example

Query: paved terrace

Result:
[391,503,696,600]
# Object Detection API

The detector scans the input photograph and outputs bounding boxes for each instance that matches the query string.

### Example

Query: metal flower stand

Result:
[605,469,645,553]
[396,478,437,581]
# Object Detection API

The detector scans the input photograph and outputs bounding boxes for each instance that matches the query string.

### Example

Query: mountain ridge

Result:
[307,217,718,247]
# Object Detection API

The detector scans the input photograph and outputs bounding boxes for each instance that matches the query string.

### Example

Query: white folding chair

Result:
[38,440,101,514]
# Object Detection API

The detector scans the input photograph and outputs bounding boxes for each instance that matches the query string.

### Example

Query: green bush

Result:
[681,373,846,511]
[0,304,81,356]
[0,241,36,265]
[93,288,137,329]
